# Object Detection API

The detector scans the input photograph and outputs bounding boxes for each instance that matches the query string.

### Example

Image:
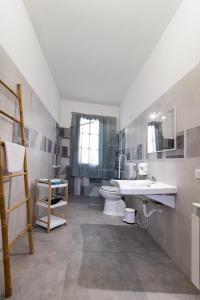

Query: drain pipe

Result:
[136,199,163,229]
[143,202,163,218]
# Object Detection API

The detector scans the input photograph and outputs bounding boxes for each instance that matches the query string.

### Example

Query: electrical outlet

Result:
[195,169,200,179]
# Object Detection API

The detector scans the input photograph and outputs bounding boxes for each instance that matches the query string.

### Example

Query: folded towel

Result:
[4,141,25,172]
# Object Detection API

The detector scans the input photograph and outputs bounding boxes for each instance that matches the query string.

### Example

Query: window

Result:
[78,117,99,165]
[147,124,156,153]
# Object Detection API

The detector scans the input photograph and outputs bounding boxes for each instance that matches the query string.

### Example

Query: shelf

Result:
[36,215,66,230]
[36,200,67,209]
[35,178,68,232]
[37,182,68,189]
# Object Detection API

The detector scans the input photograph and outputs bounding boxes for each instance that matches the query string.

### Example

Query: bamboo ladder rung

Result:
[0,80,20,100]
[0,110,21,125]
[6,198,29,214]
[9,225,31,251]
[3,172,27,180]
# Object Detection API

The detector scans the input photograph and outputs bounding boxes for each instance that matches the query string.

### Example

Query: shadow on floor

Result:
[88,196,105,207]
[78,224,200,295]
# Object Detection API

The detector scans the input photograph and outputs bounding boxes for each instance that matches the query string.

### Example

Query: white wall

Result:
[0,0,60,122]
[60,99,119,128]
[120,0,200,129]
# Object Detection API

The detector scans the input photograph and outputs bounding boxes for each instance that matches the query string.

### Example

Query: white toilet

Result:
[99,186,125,216]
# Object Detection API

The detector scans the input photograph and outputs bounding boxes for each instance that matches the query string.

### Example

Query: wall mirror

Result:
[147,108,176,153]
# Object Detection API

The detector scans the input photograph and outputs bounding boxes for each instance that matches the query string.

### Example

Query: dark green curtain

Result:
[70,112,117,179]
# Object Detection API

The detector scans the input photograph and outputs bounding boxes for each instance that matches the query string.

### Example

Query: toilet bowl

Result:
[99,186,125,216]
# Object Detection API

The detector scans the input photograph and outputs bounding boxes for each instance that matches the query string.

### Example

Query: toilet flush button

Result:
[195,169,200,179]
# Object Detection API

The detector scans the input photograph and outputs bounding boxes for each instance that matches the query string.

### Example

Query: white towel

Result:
[4,141,25,173]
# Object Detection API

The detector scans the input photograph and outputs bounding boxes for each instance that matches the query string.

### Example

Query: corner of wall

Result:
[0,0,60,122]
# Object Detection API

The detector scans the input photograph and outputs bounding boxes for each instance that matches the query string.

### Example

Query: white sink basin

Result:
[111,179,177,195]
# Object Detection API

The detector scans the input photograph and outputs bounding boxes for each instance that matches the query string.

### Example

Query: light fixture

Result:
[149,112,163,120]
[150,113,156,120]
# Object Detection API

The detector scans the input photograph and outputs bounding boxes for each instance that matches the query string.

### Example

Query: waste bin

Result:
[123,208,135,224]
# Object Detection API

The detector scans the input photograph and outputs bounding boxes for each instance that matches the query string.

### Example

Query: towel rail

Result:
[9,225,30,250]
[2,172,27,180]
[0,110,21,124]
[0,80,34,297]
[7,198,28,214]
[0,79,20,100]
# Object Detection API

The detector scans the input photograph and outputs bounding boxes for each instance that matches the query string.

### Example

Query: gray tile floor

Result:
[0,196,200,300]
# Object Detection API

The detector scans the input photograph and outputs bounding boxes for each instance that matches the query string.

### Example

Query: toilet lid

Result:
[100,186,120,194]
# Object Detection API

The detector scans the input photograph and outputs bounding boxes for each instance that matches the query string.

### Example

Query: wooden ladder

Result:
[0,80,34,298]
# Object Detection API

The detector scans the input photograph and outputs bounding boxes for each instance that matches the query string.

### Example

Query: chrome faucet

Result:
[140,166,156,183]
[118,154,127,179]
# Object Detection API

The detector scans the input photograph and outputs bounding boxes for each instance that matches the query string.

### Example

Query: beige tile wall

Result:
[125,63,200,279]
[0,46,57,250]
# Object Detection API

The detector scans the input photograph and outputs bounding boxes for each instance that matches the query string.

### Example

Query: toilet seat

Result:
[100,186,120,193]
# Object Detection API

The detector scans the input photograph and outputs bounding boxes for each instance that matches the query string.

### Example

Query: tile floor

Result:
[0,196,200,300]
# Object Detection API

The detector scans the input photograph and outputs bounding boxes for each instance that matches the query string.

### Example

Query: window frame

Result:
[78,117,100,166]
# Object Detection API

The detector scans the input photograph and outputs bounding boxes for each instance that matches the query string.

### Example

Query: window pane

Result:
[80,117,90,134]
[81,133,89,149]
[80,117,85,129]
[90,135,99,150]
[90,119,99,135]
[78,117,99,166]
[89,150,99,165]
[78,132,83,148]
[79,149,89,164]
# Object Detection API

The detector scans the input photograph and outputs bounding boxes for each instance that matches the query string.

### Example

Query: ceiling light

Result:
[150,113,156,120]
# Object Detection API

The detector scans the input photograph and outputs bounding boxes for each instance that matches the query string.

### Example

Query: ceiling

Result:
[23,0,182,106]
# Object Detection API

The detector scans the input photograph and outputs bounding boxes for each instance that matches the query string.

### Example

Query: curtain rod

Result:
[70,121,94,129]
[71,112,117,119]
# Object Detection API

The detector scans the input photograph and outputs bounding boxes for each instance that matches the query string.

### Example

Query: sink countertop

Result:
[111,179,177,195]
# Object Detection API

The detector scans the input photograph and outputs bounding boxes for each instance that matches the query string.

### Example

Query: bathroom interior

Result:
[1,0,200,299]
